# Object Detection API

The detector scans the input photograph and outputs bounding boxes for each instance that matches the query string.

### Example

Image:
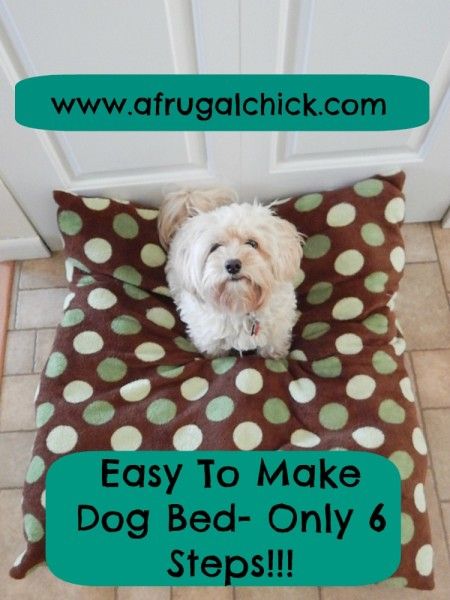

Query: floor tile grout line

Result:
[0,428,37,435]
[430,222,450,308]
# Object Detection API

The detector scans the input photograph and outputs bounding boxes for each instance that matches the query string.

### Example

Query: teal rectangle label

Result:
[46,451,400,586]
[15,74,428,131]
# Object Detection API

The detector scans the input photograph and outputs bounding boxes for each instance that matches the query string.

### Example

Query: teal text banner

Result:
[15,74,428,131]
[46,451,401,586]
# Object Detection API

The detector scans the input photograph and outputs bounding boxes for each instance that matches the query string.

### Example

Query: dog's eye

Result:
[209,243,221,254]
[245,239,258,249]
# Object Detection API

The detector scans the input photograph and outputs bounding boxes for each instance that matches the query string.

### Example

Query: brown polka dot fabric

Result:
[10,172,433,589]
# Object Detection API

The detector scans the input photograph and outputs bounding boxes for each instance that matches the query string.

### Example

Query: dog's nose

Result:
[225,259,242,275]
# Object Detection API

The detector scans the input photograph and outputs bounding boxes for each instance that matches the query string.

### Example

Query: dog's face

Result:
[158,191,303,314]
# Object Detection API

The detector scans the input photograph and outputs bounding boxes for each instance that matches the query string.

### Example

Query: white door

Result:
[0,0,449,255]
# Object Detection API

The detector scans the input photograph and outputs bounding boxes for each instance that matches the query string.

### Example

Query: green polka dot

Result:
[401,513,414,545]
[302,322,330,340]
[97,357,127,382]
[83,400,115,425]
[61,308,85,327]
[206,396,234,422]
[326,203,356,227]
[293,269,305,288]
[45,352,67,378]
[135,341,165,362]
[303,234,331,259]
[46,425,78,453]
[263,398,290,424]
[114,265,143,287]
[73,331,103,354]
[372,350,397,374]
[120,379,151,402]
[312,356,342,378]
[63,380,93,403]
[354,178,383,197]
[157,365,185,378]
[111,315,142,335]
[235,368,263,394]
[58,210,82,235]
[307,281,333,305]
[123,283,149,300]
[295,193,323,212]
[211,356,236,374]
[332,297,363,320]
[265,358,288,373]
[334,250,364,276]
[319,403,348,430]
[361,223,385,246]
[77,275,95,287]
[26,456,45,484]
[36,402,54,427]
[175,336,198,353]
[335,333,362,355]
[363,313,389,334]
[383,577,408,589]
[113,213,139,239]
[289,349,307,361]
[181,377,209,401]
[147,399,177,424]
[140,243,166,267]
[365,271,388,293]
[389,450,414,480]
[379,399,405,424]
[84,237,112,263]
[147,307,175,329]
[233,422,263,450]
[24,514,44,542]
[88,288,117,310]
[152,286,172,297]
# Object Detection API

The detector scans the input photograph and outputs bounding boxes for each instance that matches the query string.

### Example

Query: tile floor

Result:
[0,223,449,599]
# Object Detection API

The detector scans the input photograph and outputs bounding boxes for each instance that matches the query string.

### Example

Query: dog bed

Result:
[10,172,433,589]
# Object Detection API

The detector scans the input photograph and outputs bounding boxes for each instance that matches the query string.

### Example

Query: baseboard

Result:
[0,236,50,261]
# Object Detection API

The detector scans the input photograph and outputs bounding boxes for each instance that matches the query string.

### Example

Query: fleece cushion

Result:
[10,172,433,589]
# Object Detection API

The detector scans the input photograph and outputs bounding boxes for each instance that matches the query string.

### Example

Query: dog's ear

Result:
[157,188,236,250]
[271,217,305,282]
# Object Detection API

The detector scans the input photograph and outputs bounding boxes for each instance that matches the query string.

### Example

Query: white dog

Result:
[157,189,303,358]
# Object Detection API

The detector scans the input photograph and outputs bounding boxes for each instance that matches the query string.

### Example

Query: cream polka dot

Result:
[120,379,151,402]
[73,331,104,354]
[346,375,376,400]
[412,427,427,455]
[415,544,433,576]
[332,297,364,320]
[352,426,385,449]
[40,490,46,508]
[233,422,263,450]
[146,307,175,329]
[390,336,406,356]
[63,380,93,403]
[335,333,363,355]
[289,349,307,361]
[152,285,172,297]
[235,368,263,394]
[82,197,110,210]
[137,208,158,220]
[173,424,203,450]
[87,288,117,310]
[414,483,426,513]
[140,243,166,267]
[390,246,405,272]
[111,426,142,450]
[291,429,320,448]
[326,203,356,227]
[400,377,415,402]
[289,378,316,403]
[135,342,165,362]
[46,425,78,454]
[63,292,75,310]
[334,250,364,276]
[181,377,209,401]
[84,238,112,264]
[385,197,405,223]
[293,269,305,288]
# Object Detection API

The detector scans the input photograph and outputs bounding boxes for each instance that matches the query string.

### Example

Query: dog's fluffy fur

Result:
[158,188,303,358]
